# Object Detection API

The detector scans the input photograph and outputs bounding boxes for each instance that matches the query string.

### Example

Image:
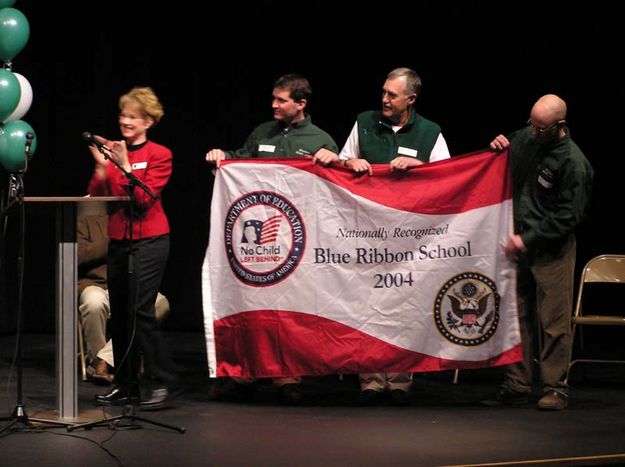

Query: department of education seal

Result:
[224,191,306,286]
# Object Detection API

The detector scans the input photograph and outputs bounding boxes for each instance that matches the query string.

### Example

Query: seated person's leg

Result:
[97,340,114,367]
[79,285,109,362]
[92,340,114,383]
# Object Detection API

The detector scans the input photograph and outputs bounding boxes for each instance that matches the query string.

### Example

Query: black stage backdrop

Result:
[1,1,623,333]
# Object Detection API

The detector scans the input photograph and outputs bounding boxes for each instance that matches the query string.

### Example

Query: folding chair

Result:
[566,254,625,383]
[77,318,88,381]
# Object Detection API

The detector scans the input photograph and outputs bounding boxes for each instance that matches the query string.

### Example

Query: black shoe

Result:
[480,386,529,406]
[95,385,140,406]
[140,386,180,411]
[389,389,410,406]
[279,384,304,405]
[355,389,383,406]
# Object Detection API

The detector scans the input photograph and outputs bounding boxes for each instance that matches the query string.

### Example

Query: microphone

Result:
[25,132,34,159]
[82,131,112,152]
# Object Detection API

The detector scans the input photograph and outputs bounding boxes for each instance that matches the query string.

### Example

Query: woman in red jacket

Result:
[87,86,177,409]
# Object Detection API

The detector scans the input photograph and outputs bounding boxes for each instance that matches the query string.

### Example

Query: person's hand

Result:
[312,148,339,166]
[88,134,112,179]
[87,135,113,164]
[111,140,130,172]
[89,144,108,167]
[490,135,510,151]
[344,158,373,176]
[389,156,424,172]
[504,234,526,258]
[206,149,226,168]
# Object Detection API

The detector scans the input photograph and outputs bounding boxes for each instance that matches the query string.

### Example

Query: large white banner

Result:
[202,150,521,378]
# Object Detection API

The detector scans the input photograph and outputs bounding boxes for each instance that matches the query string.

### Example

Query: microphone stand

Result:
[0,135,31,218]
[1,144,74,435]
[68,144,184,434]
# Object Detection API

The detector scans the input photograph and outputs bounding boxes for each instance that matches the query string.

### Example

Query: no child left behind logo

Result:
[224,191,306,286]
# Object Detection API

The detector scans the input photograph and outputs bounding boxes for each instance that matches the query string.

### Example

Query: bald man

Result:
[483,94,594,410]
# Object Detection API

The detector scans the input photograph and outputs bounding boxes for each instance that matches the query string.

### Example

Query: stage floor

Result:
[1,332,625,467]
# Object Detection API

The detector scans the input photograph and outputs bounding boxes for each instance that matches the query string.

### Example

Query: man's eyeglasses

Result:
[527,119,564,134]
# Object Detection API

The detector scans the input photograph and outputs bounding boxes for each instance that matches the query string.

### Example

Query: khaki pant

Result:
[79,286,110,361]
[503,237,576,396]
[359,372,412,392]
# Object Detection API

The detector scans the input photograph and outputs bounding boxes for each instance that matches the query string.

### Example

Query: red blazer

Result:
[88,140,172,240]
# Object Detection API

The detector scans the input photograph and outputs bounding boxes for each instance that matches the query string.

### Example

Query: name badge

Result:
[258,144,276,153]
[397,146,418,158]
[132,162,147,170]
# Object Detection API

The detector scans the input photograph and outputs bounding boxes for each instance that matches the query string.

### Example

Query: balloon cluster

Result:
[0,0,36,173]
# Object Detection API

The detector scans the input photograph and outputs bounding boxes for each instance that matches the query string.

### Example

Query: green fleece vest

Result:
[356,110,441,163]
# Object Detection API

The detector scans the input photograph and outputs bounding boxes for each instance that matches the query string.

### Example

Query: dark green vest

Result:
[356,110,441,163]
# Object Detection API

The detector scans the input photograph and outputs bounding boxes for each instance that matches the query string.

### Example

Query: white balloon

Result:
[5,72,33,122]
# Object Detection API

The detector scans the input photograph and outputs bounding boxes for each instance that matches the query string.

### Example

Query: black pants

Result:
[108,234,176,388]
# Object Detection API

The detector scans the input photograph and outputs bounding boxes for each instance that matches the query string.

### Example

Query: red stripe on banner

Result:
[221,149,512,215]
[214,310,522,377]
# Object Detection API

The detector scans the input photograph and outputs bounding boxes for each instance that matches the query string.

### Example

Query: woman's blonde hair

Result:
[119,86,164,124]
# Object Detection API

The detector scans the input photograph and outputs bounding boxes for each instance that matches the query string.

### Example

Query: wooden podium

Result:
[24,196,128,420]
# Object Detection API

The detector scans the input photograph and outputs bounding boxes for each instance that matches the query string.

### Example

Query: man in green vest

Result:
[340,67,450,176]
[339,68,451,405]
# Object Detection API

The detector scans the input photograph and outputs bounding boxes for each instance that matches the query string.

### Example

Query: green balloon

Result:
[0,8,30,61]
[0,120,37,172]
[0,68,20,121]
[0,1,17,7]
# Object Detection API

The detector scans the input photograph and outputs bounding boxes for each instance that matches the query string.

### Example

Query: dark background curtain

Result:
[1,1,623,333]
